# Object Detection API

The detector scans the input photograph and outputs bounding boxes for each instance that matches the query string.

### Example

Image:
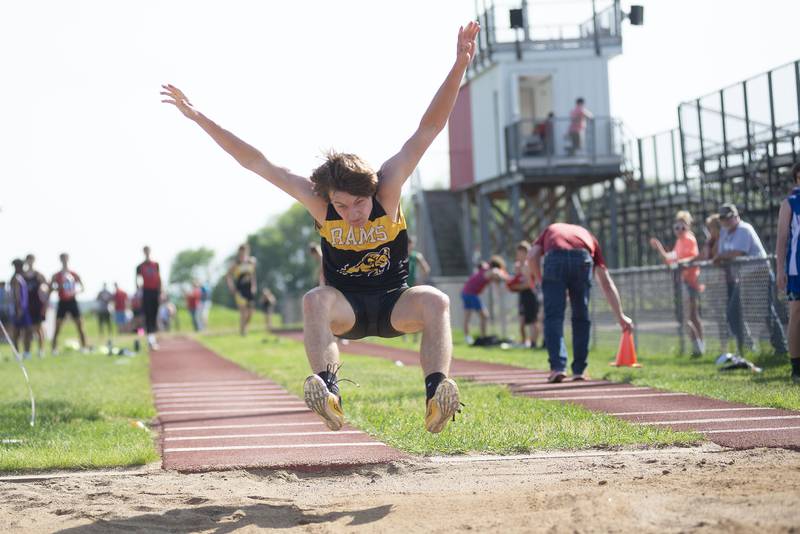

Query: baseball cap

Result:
[718,203,738,220]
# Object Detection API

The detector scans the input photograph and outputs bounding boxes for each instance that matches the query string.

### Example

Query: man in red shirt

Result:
[136,246,162,350]
[528,223,632,382]
[49,253,88,354]
[113,283,129,334]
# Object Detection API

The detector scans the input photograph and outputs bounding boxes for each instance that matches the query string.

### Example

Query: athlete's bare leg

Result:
[479,308,489,337]
[463,310,472,340]
[789,301,800,359]
[51,319,64,352]
[390,286,452,376]
[74,318,87,348]
[302,286,356,373]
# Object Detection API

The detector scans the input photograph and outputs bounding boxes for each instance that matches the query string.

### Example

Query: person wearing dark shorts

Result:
[136,246,162,351]
[506,241,540,348]
[162,20,480,433]
[24,254,48,357]
[49,253,88,354]
[10,259,33,359]
[227,244,257,337]
[96,283,113,338]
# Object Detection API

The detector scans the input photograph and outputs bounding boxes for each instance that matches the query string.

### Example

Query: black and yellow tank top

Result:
[318,197,409,293]
[232,259,255,296]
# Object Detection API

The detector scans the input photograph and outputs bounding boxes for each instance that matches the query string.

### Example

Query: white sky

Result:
[1,0,798,295]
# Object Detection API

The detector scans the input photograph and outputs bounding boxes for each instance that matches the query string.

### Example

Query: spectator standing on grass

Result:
[775,162,800,384]
[136,246,162,350]
[702,214,721,260]
[23,254,48,358]
[96,283,113,338]
[49,253,88,354]
[567,98,593,156]
[650,211,705,357]
[308,242,324,286]
[528,223,633,383]
[113,283,128,335]
[199,280,211,330]
[185,281,201,332]
[461,256,508,345]
[507,241,540,348]
[0,281,9,334]
[10,259,33,359]
[714,203,787,357]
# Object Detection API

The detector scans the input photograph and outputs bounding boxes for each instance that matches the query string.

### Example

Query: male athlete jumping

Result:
[163,21,480,433]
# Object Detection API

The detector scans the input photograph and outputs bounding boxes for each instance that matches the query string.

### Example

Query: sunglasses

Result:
[673,224,687,231]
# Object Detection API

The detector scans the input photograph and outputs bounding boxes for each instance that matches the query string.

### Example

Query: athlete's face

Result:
[330,191,372,228]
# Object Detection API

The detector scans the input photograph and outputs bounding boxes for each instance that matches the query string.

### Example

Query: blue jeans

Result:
[542,250,593,374]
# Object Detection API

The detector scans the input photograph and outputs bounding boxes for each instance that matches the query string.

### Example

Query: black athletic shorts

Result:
[57,298,81,320]
[28,294,43,325]
[518,289,539,324]
[339,286,409,340]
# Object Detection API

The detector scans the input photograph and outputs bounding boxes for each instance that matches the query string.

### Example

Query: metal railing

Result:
[505,116,625,171]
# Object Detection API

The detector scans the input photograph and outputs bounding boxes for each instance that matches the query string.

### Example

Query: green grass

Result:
[369,330,800,411]
[201,333,700,455]
[0,317,157,472]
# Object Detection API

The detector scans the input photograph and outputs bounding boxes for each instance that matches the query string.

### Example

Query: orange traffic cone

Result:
[609,329,641,367]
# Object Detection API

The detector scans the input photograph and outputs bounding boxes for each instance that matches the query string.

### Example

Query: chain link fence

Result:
[270,257,788,359]
[589,256,788,357]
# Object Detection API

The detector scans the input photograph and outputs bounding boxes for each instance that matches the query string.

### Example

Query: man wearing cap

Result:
[714,203,787,356]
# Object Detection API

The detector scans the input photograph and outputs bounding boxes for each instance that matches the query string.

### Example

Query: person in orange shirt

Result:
[650,210,705,357]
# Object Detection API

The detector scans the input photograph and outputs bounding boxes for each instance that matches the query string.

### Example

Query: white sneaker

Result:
[22,352,31,360]
[464,335,474,346]
[51,349,60,356]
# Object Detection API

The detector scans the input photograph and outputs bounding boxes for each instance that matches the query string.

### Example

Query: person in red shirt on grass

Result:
[49,253,88,355]
[113,283,129,335]
[507,241,540,348]
[136,246,162,350]
[528,223,632,382]
[460,255,508,345]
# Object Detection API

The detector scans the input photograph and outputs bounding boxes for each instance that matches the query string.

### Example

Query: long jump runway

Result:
[279,333,800,450]
[149,337,405,472]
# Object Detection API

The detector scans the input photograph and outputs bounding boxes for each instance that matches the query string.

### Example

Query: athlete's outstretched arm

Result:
[161,84,327,223]
[377,22,480,217]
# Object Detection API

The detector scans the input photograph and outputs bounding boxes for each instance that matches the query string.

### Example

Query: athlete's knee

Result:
[420,288,449,317]
[302,287,336,317]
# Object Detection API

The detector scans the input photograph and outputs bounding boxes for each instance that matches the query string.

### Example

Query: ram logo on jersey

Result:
[338,247,391,277]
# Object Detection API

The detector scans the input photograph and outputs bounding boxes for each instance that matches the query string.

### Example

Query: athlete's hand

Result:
[619,314,633,332]
[777,271,788,291]
[161,84,200,121]
[456,21,480,66]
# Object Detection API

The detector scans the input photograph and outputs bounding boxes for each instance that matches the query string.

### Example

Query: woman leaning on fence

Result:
[649,211,705,357]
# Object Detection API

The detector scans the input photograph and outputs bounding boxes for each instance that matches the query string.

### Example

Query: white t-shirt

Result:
[718,221,766,258]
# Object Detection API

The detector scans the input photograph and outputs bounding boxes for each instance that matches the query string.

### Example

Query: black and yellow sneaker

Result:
[303,374,344,431]
[424,378,461,434]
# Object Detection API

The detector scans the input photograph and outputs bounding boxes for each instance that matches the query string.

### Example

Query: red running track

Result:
[149,337,405,472]
[279,333,800,451]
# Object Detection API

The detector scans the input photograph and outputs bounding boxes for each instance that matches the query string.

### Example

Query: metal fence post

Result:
[630,272,639,350]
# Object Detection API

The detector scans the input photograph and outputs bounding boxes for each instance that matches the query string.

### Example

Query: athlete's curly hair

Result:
[310,151,378,200]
